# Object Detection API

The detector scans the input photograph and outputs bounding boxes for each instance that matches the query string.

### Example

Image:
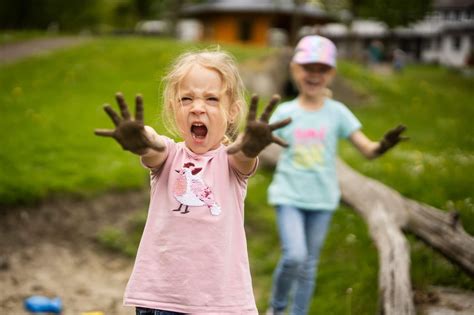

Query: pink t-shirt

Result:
[124,137,258,314]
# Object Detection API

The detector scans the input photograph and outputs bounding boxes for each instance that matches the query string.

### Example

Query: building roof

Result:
[180,0,334,20]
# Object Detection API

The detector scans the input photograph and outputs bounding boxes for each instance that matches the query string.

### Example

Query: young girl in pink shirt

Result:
[95,49,291,315]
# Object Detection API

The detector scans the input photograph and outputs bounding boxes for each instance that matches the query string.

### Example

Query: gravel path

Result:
[0,37,89,64]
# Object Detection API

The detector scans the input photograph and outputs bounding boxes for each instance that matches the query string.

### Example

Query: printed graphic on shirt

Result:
[292,127,326,169]
[172,162,221,216]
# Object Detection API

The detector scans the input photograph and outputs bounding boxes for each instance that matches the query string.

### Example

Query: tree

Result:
[320,0,432,29]
[0,0,104,31]
[354,0,432,28]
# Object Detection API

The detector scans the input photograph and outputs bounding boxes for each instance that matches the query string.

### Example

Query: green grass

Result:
[337,62,474,234]
[2,37,473,314]
[0,36,269,205]
[247,63,474,312]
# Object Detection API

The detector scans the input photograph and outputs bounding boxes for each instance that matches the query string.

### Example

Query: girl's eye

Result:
[180,97,192,105]
[206,97,219,105]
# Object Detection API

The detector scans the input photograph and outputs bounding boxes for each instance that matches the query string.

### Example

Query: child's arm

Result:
[227,95,291,174]
[94,92,168,169]
[349,125,408,159]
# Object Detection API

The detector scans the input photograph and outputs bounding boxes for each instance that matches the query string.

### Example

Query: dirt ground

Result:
[2,189,474,315]
[0,190,147,315]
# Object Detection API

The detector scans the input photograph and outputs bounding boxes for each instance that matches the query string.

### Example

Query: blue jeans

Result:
[270,205,333,315]
[135,307,184,315]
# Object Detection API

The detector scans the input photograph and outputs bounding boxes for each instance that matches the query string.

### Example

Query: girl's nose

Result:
[190,99,206,114]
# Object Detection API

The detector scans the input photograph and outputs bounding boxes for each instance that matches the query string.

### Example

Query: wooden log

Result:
[259,144,474,315]
[337,159,416,315]
[336,160,474,277]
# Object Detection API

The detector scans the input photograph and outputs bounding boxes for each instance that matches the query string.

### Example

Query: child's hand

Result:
[94,92,165,155]
[227,94,291,158]
[375,124,409,155]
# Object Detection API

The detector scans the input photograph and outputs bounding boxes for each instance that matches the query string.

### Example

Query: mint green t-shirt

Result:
[268,98,361,211]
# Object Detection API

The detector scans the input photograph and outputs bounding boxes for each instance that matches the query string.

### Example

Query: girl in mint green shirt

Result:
[266,35,407,315]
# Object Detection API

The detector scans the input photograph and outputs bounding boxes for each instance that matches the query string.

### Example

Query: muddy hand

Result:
[375,124,409,155]
[94,92,165,155]
[227,94,291,158]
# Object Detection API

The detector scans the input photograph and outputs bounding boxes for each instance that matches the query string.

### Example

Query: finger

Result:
[269,117,292,131]
[115,92,131,120]
[94,129,115,137]
[103,104,121,126]
[135,94,144,122]
[247,94,259,123]
[260,94,281,122]
[396,124,406,130]
[392,124,406,135]
[272,135,289,148]
[226,142,244,155]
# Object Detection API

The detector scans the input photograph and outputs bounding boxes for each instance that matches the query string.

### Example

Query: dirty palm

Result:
[95,92,290,158]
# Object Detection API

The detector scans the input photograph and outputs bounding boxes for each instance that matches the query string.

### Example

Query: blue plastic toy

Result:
[24,295,62,313]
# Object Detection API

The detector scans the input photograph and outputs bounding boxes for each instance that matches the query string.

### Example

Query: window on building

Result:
[443,10,450,20]
[452,36,461,50]
[239,20,252,42]
[432,11,441,21]
[434,37,441,49]
[449,10,455,20]
[422,39,430,49]
[453,10,459,20]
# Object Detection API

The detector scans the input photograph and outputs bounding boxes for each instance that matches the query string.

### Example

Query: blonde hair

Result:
[162,48,247,143]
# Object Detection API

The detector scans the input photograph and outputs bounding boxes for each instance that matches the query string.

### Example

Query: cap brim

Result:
[292,54,336,67]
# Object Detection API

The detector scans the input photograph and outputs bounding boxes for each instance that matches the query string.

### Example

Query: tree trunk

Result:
[289,0,305,45]
[259,144,474,315]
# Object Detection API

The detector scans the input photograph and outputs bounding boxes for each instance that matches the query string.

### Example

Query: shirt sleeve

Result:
[337,103,362,138]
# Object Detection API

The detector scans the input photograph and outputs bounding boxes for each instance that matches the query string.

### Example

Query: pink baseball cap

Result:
[292,35,337,67]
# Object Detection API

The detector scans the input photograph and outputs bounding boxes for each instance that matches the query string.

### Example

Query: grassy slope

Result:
[0,37,268,205]
[1,37,473,314]
[246,63,474,313]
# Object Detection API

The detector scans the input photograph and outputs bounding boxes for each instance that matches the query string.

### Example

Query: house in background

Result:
[178,0,472,69]
[317,20,389,61]
[319,0,474,68]
[179,0,335,46]
[415,0,474,67]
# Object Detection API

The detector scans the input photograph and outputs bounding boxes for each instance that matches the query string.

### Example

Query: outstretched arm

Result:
[227,94,291,174]
[94,92,168,168]
[349,124,408,159]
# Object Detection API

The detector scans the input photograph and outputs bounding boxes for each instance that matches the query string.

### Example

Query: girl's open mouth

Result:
[191,123,208,140]
[305,79,320,87]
